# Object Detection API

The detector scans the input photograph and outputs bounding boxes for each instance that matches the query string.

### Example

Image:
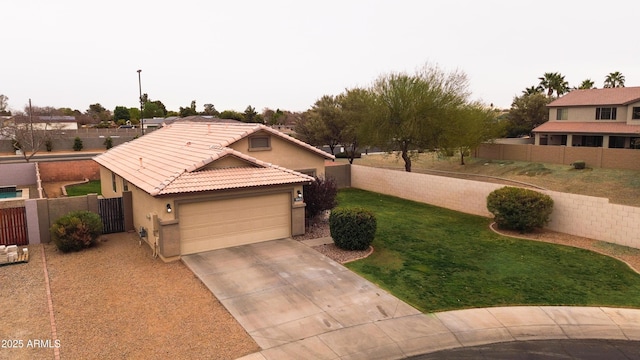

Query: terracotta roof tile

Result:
[548,87,640,107]
[532,122,640,135]
[94,122,323,196]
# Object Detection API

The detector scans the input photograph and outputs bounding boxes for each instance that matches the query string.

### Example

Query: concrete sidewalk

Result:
[182,239,640,360]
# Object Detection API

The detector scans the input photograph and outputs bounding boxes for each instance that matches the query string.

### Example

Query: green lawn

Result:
[339,188,640,313]
[65,180,102,196]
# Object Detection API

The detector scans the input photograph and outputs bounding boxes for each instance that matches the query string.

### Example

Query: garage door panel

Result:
[179,193,291,254]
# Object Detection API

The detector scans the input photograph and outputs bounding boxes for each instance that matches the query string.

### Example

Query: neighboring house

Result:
[94,121,334,261]
[532,87,640,148]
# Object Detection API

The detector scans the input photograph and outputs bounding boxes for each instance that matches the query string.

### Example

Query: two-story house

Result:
[532,87,640,148]
[94,121,333,261]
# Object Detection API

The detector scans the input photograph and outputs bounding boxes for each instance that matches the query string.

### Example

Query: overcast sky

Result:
[2,0,638,114]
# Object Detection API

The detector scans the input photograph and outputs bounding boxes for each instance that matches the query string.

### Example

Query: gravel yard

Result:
[0,232,258,360]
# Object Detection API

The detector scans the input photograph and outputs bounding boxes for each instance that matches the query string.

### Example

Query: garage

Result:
[179,192,291,254]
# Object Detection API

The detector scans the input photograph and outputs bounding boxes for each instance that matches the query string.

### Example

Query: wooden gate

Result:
[98,197,124,234]
[0,207,28,245]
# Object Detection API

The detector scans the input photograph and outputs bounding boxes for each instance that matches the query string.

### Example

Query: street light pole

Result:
[137,69,144,135]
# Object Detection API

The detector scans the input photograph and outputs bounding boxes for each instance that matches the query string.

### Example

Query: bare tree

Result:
[1,100,64,162]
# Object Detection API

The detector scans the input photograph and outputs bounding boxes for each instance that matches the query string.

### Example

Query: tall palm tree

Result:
[578,79,595,89]
[538,72,569,97]
[604,72,625,88]
[522,85,543,95]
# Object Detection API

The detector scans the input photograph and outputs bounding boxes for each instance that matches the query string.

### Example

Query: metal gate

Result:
[0,207,28,245]
[98,197,124,234]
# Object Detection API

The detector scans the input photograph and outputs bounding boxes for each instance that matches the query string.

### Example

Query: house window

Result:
[249,136,270,150]
[122,179,129,192]
[298,169,317,177]
[609,136,626,148]
[595,107,617,120]
[556,108,568,120]
[111,172,117,192]
[633,107,640,120]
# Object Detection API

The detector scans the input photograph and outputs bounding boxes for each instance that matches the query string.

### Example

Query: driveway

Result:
[182,239,640,360]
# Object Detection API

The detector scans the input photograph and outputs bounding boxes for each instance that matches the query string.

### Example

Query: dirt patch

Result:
[1,233,259,360]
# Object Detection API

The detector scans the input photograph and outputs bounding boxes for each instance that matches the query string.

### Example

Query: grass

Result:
[65,180,101,196]
[339,153,640,206]
[338,188,640,313]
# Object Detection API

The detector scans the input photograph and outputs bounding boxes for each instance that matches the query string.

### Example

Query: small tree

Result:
[73,137,83,151]
[50,210,103,252]
[45,139,53,152]
[487,187,553,233]
[104,136,113,149]
[303,176,338,219]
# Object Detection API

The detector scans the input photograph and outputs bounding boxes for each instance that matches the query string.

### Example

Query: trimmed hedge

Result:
[329,207,376,251]
[50,210,103,252]
[487,186,553,233]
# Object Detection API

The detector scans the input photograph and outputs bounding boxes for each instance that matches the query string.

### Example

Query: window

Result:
[595,107,617,120]
[249,136,270,150]
[122,179,129,192]
[633,107,640,120]
[111,172,117,192]
[609,136,626,148]
[556,108,568,120]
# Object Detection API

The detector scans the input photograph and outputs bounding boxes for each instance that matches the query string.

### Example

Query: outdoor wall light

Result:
[166,204,172,213]
[295,190,303,202]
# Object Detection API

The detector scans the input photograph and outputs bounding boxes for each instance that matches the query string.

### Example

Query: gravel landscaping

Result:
[0,232,258,360]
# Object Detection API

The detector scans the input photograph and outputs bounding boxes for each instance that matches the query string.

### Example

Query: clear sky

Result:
[2,0,638,114]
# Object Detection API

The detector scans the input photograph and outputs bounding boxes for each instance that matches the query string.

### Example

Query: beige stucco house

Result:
[94,121,333,261]
[532,87,640,148]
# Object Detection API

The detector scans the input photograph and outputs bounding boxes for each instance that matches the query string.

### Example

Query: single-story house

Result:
[94,121,334,261]
[532,87,640,148]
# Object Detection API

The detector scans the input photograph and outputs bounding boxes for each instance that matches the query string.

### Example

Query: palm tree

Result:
[578,79,595,89]
[538,72,569,97]
[604,72,625,88]
[522,85,543,95]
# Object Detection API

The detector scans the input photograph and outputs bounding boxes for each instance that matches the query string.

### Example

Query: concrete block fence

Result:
[350,165,640,250]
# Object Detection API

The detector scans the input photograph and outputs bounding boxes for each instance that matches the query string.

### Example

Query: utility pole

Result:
[137,69,144,135]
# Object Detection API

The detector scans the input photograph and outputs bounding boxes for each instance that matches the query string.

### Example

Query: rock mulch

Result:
[1,232,259,360]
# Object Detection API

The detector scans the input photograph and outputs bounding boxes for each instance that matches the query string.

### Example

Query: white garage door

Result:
[179,193,291,255]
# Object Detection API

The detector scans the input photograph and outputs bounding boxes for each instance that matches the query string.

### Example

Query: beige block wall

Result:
[351,165,640,250]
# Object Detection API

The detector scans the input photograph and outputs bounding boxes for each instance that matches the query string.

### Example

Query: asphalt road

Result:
[408,339,640,359]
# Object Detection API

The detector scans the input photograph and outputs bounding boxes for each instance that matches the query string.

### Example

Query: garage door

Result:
[179,193,291,254]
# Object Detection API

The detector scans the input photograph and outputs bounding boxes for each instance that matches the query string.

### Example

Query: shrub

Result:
[487,186,553,233]
[45,139,53,152]
[329,207,376,251]
[50,210,103,252]
[303,176,338,219]
[104,136,113,149]
[73,137,83,151]
[572,160,586,169]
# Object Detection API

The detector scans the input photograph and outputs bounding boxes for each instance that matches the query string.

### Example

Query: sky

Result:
[2,0,639,114]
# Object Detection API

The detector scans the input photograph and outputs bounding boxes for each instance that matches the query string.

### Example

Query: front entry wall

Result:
[178,192,291,255]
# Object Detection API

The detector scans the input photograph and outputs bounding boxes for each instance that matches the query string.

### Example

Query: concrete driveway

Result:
[182,238,640,360]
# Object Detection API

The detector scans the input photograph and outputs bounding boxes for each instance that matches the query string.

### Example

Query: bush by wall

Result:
[73,137,83,151]
[329,207,376,251]
[487,186,553,233]
[50,210,103,252]
[303,176,338,219]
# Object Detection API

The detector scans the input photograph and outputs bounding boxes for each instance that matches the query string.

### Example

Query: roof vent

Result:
[139,157,144,169]
[185,141,191,146]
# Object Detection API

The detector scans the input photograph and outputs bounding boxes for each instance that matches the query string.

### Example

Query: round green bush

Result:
[487,186,554,233]
[50,210,103,252]
[329,207,377,251]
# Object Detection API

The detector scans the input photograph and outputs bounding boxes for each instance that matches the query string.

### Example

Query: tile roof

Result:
[94,122,328,196]
[532,121,640,135]
[548,87,640,107]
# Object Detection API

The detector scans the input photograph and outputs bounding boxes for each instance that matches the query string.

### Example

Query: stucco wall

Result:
[39,160,100,181]
[477,144,640,171]
[231,133,328,177]
[351,165,640,250]
[0,163,37,186]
